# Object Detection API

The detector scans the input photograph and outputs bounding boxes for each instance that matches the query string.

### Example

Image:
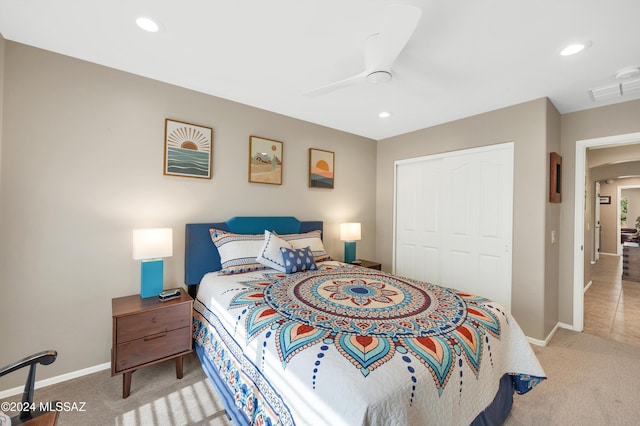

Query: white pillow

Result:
[209,228,267,275]
[277,230,331,262]
[256,230,293,272]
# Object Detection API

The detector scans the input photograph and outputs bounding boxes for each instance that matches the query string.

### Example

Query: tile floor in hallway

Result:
[584,253,640,348]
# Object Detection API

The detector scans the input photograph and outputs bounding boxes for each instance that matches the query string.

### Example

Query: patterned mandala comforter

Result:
[192,262,545,425]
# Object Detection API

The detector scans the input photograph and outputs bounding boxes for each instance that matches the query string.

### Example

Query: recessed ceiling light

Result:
[560,42,590,56]
[378,111,391,118]
[136,16,159,32]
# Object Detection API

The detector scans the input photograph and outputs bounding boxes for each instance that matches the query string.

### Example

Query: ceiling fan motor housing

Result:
[367,71,392,83]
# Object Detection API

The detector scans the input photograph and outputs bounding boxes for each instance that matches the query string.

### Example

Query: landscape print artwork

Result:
[309,148,334,189]
[164,119,213,179]
[249,136,283,185]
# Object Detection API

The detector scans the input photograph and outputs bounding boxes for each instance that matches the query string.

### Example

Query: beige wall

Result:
[376,98,558,340]
[0,35,4,181]
[0,42,377,389]
[559,99,640,325]
[598,181,619,254]
[588,144,640,167]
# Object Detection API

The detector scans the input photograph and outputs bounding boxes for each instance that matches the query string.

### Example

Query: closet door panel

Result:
[394,143,513,309]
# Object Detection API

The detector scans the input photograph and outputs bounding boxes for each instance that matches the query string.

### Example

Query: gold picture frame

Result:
[309,148,334,189]
[248,136,283,185]
[164,119,213,179]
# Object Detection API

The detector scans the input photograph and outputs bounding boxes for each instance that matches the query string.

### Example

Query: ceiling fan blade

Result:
[303,71,368,97]
[304,4,421,97]
[364,4,422,72]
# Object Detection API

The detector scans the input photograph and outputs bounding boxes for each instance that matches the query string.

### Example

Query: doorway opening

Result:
[573,132,640,331]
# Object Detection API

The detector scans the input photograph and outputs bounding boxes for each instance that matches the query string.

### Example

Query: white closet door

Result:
[394,143,513,309]
[395,158,443,283]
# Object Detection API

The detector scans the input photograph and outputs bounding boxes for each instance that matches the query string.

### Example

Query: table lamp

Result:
[133,228,173,298]
[340,222,361,264]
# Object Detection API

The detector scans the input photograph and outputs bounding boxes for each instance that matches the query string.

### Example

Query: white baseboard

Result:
[558,322,574,331]
[526,321,574,347]
[584,280,593,293]
[525,336,548,347]
[0,362,110,399]
[526,323,557,347]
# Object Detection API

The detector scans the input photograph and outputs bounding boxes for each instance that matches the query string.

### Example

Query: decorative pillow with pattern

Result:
[276,230,331,263]
[256,230,293,272]
[279,246,318,274]
[209,228,267,275]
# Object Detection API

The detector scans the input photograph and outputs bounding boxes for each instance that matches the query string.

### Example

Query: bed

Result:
[186,217,545,425]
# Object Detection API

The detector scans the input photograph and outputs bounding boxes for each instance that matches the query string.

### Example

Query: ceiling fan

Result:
[304,4,422,97]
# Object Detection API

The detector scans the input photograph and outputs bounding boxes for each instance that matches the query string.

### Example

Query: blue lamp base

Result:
[344,241,356,264]
[140,259,164,298]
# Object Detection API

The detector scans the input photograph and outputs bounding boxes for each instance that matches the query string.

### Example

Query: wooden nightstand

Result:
[355,259,382,270]
[111,288,192,398]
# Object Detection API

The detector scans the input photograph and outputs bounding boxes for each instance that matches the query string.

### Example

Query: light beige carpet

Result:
[505,328,640,425]
[2,328,639,425]
[1,352,232,426]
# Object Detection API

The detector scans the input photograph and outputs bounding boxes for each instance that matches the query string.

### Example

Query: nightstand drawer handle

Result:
[144,330,167,341]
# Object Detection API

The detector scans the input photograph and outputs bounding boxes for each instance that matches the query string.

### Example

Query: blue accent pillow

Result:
[279,246,318,274]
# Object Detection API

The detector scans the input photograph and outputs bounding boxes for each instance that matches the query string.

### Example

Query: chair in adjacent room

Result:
[0,350,59,426]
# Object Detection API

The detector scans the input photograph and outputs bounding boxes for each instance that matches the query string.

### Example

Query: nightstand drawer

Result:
[114,326,190,373]
[115,303,191,344]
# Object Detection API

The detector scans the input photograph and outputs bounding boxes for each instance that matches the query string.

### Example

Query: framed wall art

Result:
[164,119,213,179]
[249,136,283,185]
[599,196,611,205]
[549,152,562,203]
[309,148,334,189]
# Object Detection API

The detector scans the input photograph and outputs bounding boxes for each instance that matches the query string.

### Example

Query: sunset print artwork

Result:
[249,136,283,185]
[164,119,213,179]
[309,148,334,188]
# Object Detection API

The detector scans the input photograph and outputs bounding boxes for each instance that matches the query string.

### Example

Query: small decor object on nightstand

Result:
[133,228,173,298]
[340,222,361,264]
[159,288,181,301]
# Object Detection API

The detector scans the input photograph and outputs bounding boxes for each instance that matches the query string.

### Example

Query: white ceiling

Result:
[1,0,639,140]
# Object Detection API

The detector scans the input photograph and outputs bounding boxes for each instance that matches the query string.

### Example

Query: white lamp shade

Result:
[133,228,173,260]
[340,223,361,241]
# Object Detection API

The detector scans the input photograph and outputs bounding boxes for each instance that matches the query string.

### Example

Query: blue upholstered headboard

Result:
[184,216,323,289]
